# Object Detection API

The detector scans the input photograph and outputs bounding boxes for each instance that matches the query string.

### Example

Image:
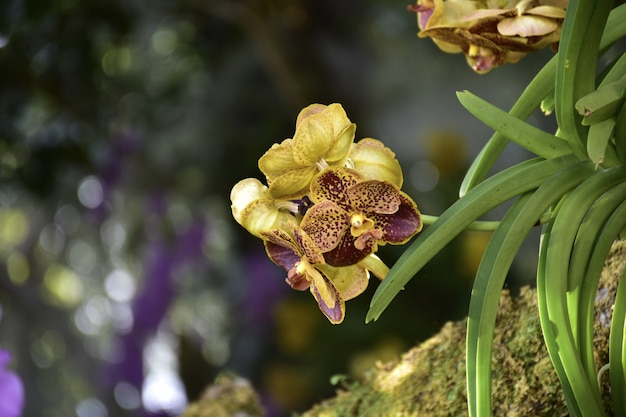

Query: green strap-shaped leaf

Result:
[467,160,594,417]
[366,155,577,322]
[461,3,626,195]
[457,91,572,159]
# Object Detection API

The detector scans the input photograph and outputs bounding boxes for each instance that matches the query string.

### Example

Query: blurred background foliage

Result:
[0,0,559,416]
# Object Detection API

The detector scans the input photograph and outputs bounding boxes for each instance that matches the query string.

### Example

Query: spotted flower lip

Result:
[262,225,369,324]
[258,103,356,199]
[301,167,422,267]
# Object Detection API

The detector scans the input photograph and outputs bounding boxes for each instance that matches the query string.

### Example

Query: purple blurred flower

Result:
[104,199,207,417]
[0,307,24,417]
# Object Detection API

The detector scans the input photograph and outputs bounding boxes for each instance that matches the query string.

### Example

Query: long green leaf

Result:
[571,181,626,391]
[460,56,557,196]
[457,91,572,159]
[554,0,613,158]
[461,3,626,195]
[467,160,594,417]
[537,213,582,416]
[366,155,577,322]
[545,167,624,416]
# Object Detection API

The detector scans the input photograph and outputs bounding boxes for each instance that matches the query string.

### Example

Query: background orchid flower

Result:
[258,103,356,199]
[410,0,567,73]
[230,178,296,238]
[301,167,422,267]
[262,226,358,324]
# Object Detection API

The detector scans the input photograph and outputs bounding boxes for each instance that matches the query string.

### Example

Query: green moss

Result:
[182,241,625,417]
[299,286,568,417]
[180,372,263,417]
[297,241,624,417]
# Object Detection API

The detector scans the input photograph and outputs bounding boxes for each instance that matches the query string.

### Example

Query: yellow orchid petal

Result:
[460,8,510,21]
[293,226,326,265]
[324,122,356,163]
[267,165,317,199]
[525,5,566,18]
[348,138,403,188]
[230,179,296,237]
[427,0,477,28]
[230,178,270,225]
[258,139,300,182]
[320,264,369,301]
[324,103,353,136]
[238,200,292,238]
[308,264,338,310]
[291,103,355,166]
[295,103,328,127]
[497,15,558,37]
[292,112,336,166]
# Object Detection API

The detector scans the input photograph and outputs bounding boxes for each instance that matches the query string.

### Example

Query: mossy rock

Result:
[183,241,625,417]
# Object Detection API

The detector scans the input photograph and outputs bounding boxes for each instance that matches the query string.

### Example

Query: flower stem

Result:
[361,254,390,281]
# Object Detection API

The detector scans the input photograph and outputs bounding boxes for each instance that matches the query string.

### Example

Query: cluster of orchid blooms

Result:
[231,104,422,323]
[411,0,568,73]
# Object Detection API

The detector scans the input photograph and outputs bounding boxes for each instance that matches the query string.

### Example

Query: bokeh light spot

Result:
[39,224,66,256]
[83,295,112,327]
[77,176,104,209]
[114,381,141,410]
[109,302,133,332]
[152,28,178,56]
[7,251,30,284]
[42,264,84,308]
[55,204,81,235]
[101,46,133,76]
[0,209,29,253]
[67,239,97,274]
[104,269,136,303]
[410,160,440,192]
[142,372,187,415]
[29,330,67,368]
[100,219,127,252]
[76,398,108,417]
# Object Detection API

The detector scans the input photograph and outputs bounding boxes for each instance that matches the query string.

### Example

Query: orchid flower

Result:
[301,167,422,267]
[258,103,356,199]
[410,0,567,72]
[262,225,370,324]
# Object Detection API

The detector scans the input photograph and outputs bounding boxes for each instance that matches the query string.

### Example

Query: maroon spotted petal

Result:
[301,201,350,253]
[322,232,376,267]
[347,180,401,215]
[310,272,345,324]
[373,191,422,244]
[311,167,364,209]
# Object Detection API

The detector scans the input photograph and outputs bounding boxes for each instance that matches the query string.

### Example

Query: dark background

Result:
[0,0,557,416]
